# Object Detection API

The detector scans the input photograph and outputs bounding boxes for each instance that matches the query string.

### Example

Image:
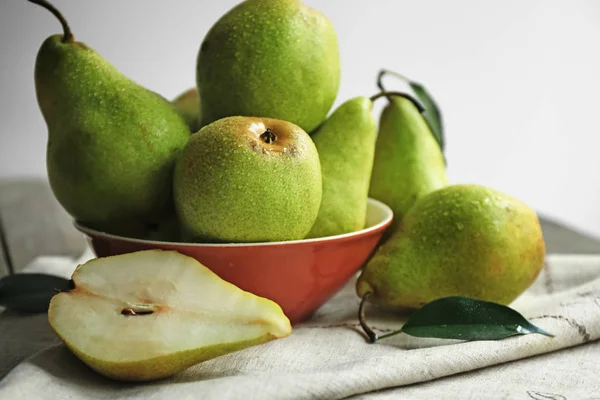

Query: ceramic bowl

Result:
[74,198,393,324]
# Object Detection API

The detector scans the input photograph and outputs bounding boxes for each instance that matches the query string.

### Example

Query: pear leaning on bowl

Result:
[357,184,546,309]
[306,96,377,238]
[174,116,322,243]
[48,250,292,382]
[29,0,190,234]
[197,0,340,133]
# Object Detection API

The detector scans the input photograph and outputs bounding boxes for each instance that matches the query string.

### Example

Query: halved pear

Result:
[48,250,291,382]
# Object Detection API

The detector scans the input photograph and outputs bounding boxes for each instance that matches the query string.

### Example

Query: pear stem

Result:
[28,0,74,42]
[358,293,379,343]
[377,69,410,93]
[369,91,426,113]
[376,328,404,341]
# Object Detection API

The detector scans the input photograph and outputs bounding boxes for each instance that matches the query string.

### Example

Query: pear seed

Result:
[121,303,155,316]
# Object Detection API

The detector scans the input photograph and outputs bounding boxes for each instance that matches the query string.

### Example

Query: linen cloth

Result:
[0,250,599,399]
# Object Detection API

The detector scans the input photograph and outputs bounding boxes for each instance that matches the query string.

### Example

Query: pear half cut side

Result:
[48,250,291,382]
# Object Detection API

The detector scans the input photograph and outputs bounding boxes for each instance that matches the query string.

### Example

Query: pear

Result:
[29,0,190,232]
[174,116,322,243]
[196,0,340,133]
[172,87,202,133]
[369,95,449,228]
[48,250,292,382]
[357,184,546,309]
[306,96,377,238]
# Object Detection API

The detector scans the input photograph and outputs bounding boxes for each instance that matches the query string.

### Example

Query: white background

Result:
[1,0,599,236]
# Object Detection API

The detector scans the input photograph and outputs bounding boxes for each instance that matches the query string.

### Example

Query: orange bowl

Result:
[74,198,393,324]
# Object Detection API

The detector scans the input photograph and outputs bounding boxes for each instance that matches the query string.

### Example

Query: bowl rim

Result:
[74,197,393,248]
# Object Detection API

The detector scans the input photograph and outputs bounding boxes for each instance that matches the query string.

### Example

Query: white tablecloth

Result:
[1,251,599,399]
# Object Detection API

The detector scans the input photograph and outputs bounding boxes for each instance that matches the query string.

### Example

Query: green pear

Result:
[49,250,292,382]
[357,184,546,309]
[306,96,377,238]
[172,87,202,133]
[196,0,340,133]
[174,116,322,242]
[29,0,189,232]
[369,95,449,228]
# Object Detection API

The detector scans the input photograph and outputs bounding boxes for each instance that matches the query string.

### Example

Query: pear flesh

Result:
[49,250,291,382]
[369,96,448,227]
[357,184,546,309]
[307,96,377,238]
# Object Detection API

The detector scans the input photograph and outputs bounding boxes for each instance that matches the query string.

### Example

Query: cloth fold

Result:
[1,252,599,399]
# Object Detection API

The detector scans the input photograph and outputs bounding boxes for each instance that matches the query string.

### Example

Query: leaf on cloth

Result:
[380,296,553,341]
[0,273,74,313]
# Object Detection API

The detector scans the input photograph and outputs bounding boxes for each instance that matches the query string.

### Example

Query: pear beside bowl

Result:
[75,198,392,324]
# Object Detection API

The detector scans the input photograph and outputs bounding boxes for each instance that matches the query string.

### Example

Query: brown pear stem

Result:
[369,91,426,113]
[358,292,378,343]
[376,328,404,341]
[28,0,74,42]
[377,69,410,93]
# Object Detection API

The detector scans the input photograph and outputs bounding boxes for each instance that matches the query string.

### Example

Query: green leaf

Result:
[409,82,444,153]
[388,296,553,341]
[0,273,73,313]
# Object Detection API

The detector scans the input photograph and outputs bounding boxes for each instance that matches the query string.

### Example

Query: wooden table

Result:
[1,178,600,277]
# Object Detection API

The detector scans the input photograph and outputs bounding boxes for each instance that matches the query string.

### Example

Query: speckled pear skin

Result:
[62,333,283,382]
[196,0,340,133]
[174,116,322,243]
[35,35,190,231]
[172,88,202,133]
[306,97,377,238]
[357,184,546,309]
[369,96,448,228]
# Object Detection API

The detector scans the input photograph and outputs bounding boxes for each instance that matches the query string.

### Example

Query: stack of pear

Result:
[30,0,190,235]
[359,81,546,310]
[20,0,553,378]
[172,0,345,242]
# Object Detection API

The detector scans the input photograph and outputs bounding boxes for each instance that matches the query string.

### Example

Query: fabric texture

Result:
[1,251,599,399]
